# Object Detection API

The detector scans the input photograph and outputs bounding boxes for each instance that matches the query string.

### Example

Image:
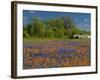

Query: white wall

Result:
[0,0,100,80]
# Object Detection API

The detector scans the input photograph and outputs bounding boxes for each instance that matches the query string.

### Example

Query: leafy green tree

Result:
[23,25,31,37]
[45,26,54,37]
[30,17,46,37]
[62,16,80,38]
[46,18,65,38]
[23,16,89,39]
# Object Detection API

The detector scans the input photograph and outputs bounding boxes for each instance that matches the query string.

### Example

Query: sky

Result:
[23,10,91,31]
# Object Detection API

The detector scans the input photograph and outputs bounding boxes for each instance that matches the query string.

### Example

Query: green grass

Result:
[23,37,90,44]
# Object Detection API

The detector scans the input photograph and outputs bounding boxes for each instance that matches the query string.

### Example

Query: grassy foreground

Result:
[23,37,89,44]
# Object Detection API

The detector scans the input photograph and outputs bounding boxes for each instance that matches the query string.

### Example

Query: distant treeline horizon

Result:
[23,16,90,39]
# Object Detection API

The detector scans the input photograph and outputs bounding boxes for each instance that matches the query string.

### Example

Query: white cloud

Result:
[29,10,35,14]
[83,18,88,23]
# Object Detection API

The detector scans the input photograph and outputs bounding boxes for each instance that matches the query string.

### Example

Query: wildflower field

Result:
[23,10,91,69]
[23,38,90,69]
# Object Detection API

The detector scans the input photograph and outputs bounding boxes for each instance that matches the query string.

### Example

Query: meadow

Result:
[23,38,90,69]
[23,11,91,69]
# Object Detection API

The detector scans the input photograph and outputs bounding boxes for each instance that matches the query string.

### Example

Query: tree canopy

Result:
[23,16,90,39]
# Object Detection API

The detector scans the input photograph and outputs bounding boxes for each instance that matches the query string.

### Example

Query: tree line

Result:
[23,16,90,39]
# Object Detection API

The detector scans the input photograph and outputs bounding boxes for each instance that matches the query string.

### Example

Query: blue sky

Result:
[23,10,91,31]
